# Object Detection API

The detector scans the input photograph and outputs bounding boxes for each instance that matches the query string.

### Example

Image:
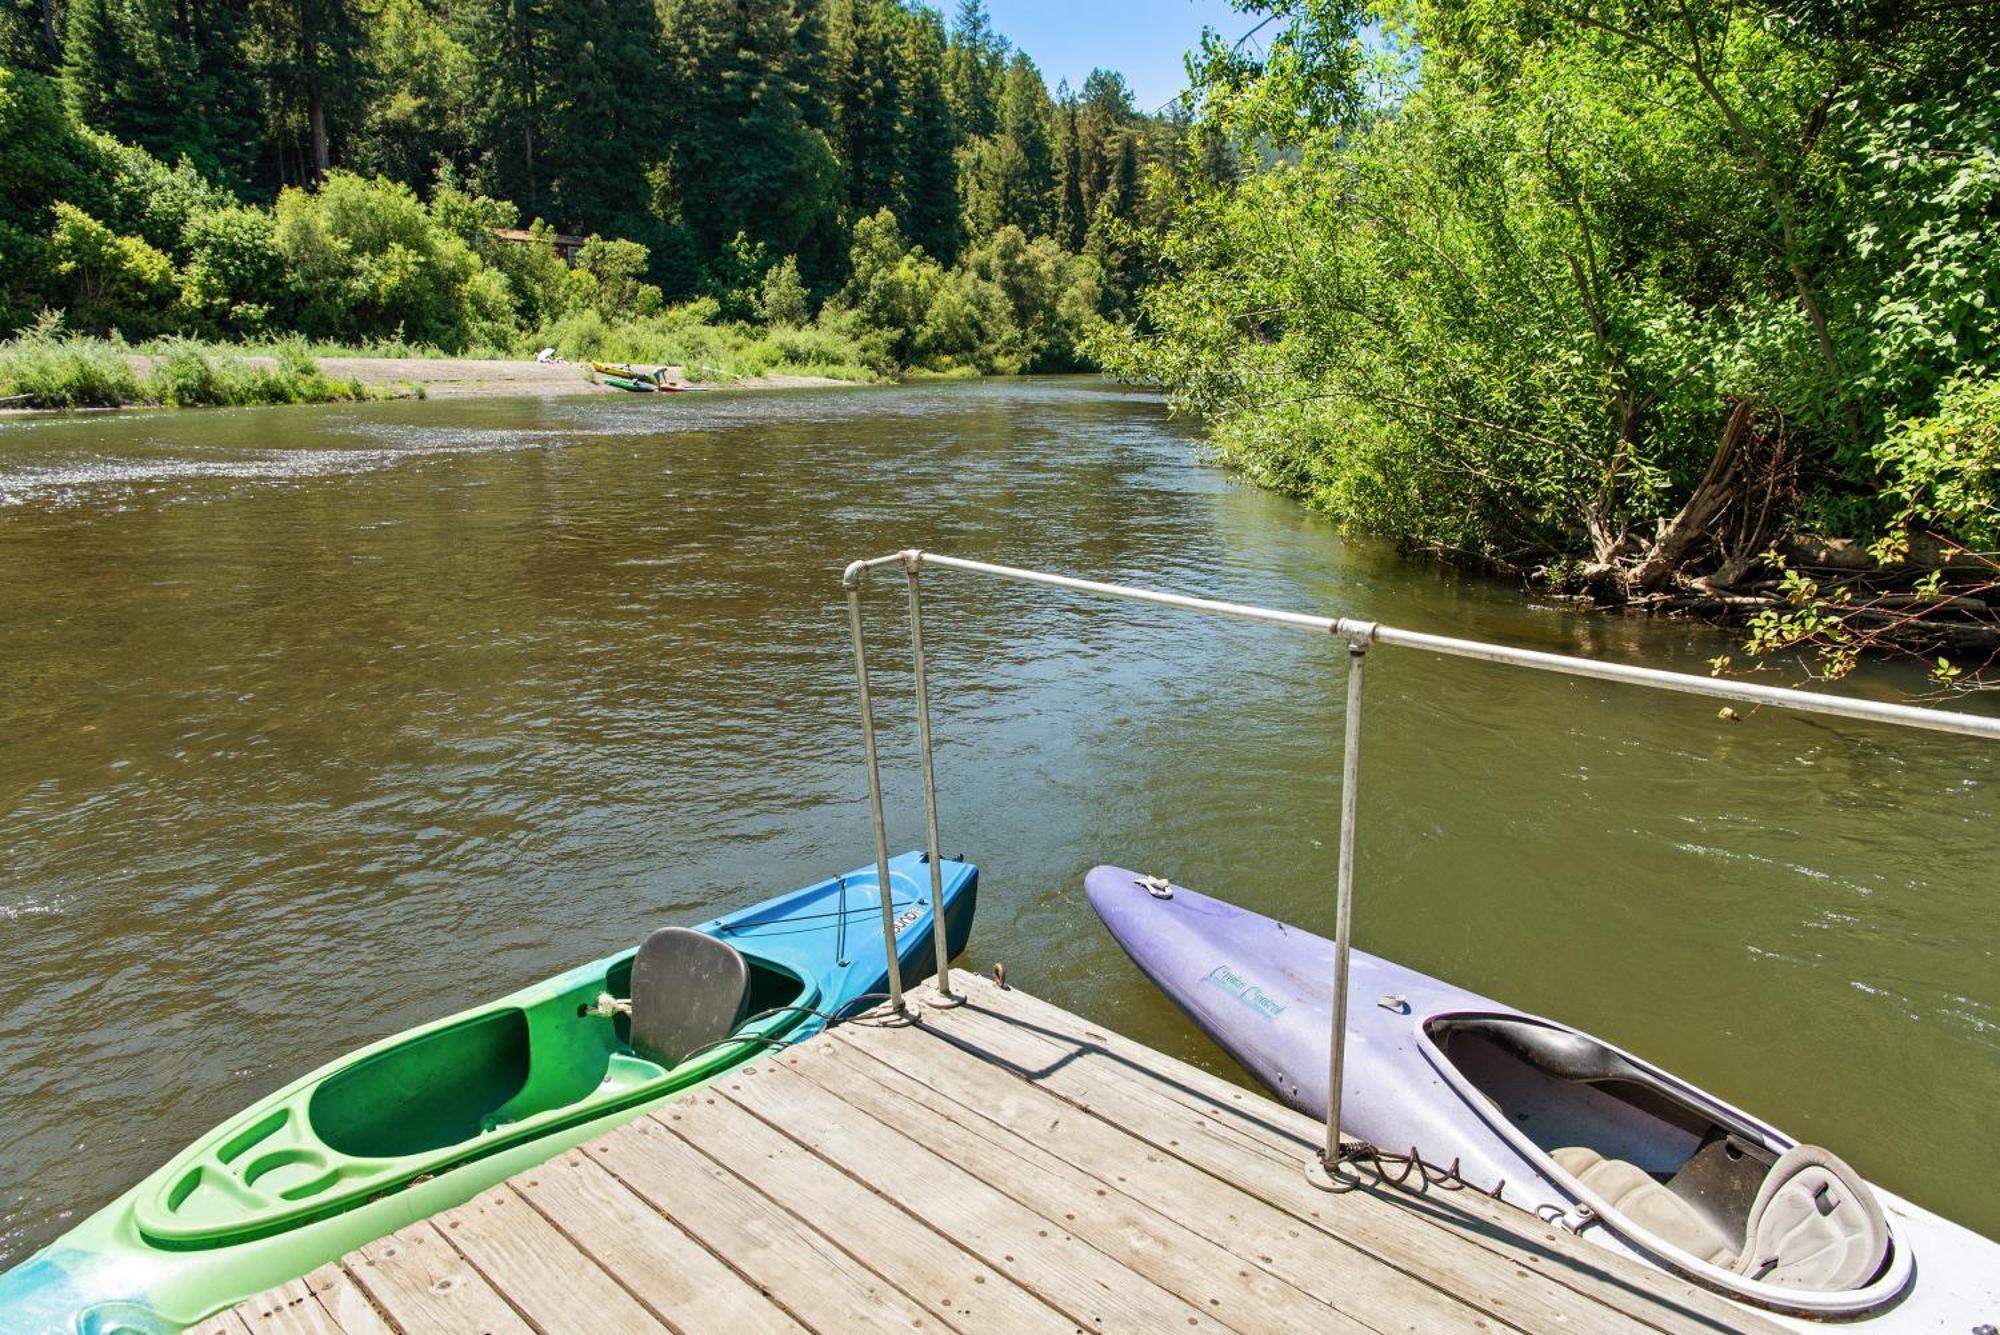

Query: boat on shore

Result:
[1,851,976,1333]
[1086,863,2000,1329]
[591,361,686,391]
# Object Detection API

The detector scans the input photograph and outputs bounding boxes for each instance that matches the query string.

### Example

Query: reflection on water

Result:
[1,379,1995,1260]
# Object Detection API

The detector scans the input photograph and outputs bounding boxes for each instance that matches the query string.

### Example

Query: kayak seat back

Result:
[1737,1145,1888,1291]
[629,927,751,1067]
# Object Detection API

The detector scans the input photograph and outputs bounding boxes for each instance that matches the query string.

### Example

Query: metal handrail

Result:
[840,549,2000,1170]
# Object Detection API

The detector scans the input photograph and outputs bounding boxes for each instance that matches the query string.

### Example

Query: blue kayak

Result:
[1,851,976,1333]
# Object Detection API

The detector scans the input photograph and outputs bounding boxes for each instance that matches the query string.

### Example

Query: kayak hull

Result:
[1085,864,2000,1329]
[3,853,975,1332]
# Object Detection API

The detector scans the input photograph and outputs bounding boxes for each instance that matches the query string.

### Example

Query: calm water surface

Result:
[2,378,1995,1262]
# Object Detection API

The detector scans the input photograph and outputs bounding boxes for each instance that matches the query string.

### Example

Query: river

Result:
[1,377,1994,1265]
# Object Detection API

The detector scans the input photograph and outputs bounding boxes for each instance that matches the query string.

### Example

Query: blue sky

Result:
[980,1,1255,112]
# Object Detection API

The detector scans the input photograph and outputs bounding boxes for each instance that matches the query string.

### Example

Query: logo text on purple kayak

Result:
[1202,964,1287,1018]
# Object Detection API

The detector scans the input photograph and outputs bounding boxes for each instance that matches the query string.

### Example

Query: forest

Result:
[0,0,1219,379]
[1104,0,2000,687]
[6,0,1999,682]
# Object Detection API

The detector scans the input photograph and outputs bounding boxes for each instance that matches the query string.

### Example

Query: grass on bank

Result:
[1,318,373,410]
[532,303,878,384]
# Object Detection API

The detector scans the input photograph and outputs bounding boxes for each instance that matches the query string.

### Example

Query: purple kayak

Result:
[1087,864,2000,1327]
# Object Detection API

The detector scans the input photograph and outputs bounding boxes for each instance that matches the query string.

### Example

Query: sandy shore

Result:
[300,357,862,398]
[0,356,865,417]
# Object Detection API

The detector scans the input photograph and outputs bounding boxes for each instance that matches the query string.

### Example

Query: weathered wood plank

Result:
[511,1149,808,1335]
[656,1089,1080,1333]
[306,1265,395,1335]
[345,1223,535,1334]
[185,1315,251,1335]
[577,1112,940,1331]
[712,1057,1233,1333]
[823,1019,1513,1335]
[433,1183,667,1334]
[232,1264,390,1335]
[928,973,1778,1335]
[766,1039,1371,1334]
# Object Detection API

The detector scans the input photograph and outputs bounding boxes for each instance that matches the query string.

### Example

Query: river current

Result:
[2,377,1994,1261]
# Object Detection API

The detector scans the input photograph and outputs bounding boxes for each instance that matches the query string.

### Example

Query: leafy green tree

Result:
[178,203,288,332]
[759,254,810,325]
[47,199,175,332]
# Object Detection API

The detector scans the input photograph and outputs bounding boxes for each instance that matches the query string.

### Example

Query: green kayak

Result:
[0,852,978,1332]
[602,374,655,392]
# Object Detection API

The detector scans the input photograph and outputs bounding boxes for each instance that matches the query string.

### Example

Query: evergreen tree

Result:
[944,0,1001,140]
[1052,92,1084,252]
[258,0,369,184]
[896,3,958,261]
[827,0,903,222]
[655,0,841,285]
[1075,66,1132,219]
[63,0,264,189]
[538,0,663,231]
[1,0,64,71]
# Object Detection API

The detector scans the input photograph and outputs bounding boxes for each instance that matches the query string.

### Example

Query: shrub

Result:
[759,256,810,327]
[1876,373,2000,548]
[0,312,143,406]
[47,202,175,335]
[179,205,288,336]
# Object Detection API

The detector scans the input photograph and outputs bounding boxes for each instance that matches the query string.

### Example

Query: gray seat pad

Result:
[1736,1144,1889,1291]
[628,927,751,1068]
[1555,1145,1739,1265]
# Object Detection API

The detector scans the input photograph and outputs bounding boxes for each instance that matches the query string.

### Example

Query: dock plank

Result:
[228,969,1789,1335]
[346,1224,535,1334]
[512,1150,809,1335]
[433,1183,667,1334]
[656,1089,1080,1333]
[232,1265,389,1335]
[938,972,1776,1335]
[578,1112,941,1331]
[767,1038,1373,1334]
[714,1055,1234,1333]
[823,1017,1514,1334]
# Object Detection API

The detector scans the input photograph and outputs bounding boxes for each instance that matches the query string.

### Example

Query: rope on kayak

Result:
[1314,1141,1507,1201]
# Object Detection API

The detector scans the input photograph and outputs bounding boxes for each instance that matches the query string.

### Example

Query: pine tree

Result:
[827,0,903,221]
[1075,66,1131,220]
[655,0,840,280]
[944,0,1001,140]
[260,0,368,184]
[538,0,662,231]
[1,0,64,71]
[1052,93,1084,252]
[64,0,264,189]
[896,3,957,261]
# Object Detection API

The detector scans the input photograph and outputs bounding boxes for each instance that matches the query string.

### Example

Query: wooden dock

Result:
[206,971,1774,1333]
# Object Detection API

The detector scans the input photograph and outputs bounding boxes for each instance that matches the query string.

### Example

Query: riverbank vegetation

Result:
[0,316,373,408]
[1104,0,2000,688]
[0,2,1215,404]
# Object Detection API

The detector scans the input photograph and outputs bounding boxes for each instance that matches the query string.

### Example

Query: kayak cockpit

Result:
[1424,1013,1909,1315]
[136,941,812,1249]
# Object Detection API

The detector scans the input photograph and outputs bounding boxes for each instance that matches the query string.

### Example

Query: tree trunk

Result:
[309,96,329,182]
[1625,399,1785,594]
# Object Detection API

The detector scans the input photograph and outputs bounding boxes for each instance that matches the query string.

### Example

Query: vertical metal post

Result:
[904,554,954,999]
[1324,630,1372,1165]
[844,570,905,1014]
